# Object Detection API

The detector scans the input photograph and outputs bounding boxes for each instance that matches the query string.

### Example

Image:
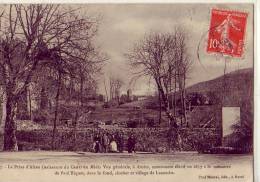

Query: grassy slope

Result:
[186,68,253,105]
[118,68,253,128]
[121,68,253,108]
[18,68,253,129]
[187,68,252,92]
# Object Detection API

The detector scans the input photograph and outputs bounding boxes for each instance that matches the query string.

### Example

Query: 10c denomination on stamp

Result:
[207,9,248,57]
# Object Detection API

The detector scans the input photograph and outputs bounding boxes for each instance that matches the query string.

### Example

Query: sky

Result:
[83,4,254,96]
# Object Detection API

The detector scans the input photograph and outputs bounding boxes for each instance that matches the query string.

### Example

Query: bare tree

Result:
[126,29,192,127]
[174,29,192,125]
[114,78,123,104]
[0,5,102,151]
[109,75,123,104]
[70,55,105,150]
[103,78,109,102]
[127,32,176,125]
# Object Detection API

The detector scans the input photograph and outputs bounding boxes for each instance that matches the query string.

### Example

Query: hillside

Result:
[72,68,254,129]
[186,68,253,94]
[186,68,253,106]
[121,68,253,109]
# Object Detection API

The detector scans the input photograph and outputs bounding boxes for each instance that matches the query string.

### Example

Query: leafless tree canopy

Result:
[0,5,106,151]
[126,29,192,126]
[109,76,123,102]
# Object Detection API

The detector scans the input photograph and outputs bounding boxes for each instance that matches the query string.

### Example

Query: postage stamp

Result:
[206,9,248,57]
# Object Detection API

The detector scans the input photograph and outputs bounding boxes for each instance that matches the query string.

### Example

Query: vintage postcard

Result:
[0,2,256,182]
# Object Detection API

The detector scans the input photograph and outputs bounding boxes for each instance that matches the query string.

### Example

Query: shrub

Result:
[32,109,50,124]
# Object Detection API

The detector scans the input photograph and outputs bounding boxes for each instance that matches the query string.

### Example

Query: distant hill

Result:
[186,68,253,106]
[186,68,253,93]
[120,68,253,109]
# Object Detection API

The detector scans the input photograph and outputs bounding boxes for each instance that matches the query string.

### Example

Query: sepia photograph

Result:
[0,3,255,182]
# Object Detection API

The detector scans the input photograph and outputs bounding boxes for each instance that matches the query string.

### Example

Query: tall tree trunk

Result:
[52,72,61,150]
[80,77,84,108]
[157,84,175,126]
[156,81,182,151]
[3,93,18,151]
[28,89,32,119]
[109,79,113,101]
[158,92,162,125]
[222,58,227,105]
[174,86,177,117]
[73,76,83,150]
[103,79,108,102]
[220,58,227,146]
[183,74,187,124]
[0,90,7,151]
[181,91,186,124]
[177,67,183,125]
[174,71,177,117]
[180,88,183,126]
[179,71,186,127]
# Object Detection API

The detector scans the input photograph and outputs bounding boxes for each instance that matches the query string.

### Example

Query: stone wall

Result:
[16,127,221,152]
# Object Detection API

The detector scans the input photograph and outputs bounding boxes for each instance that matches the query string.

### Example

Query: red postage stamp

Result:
[207,9,248,57]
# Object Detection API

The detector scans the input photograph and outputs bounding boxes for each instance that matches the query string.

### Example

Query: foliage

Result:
[0,5,106,151]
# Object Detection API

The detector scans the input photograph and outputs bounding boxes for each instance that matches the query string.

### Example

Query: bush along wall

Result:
[16,128,221,152]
